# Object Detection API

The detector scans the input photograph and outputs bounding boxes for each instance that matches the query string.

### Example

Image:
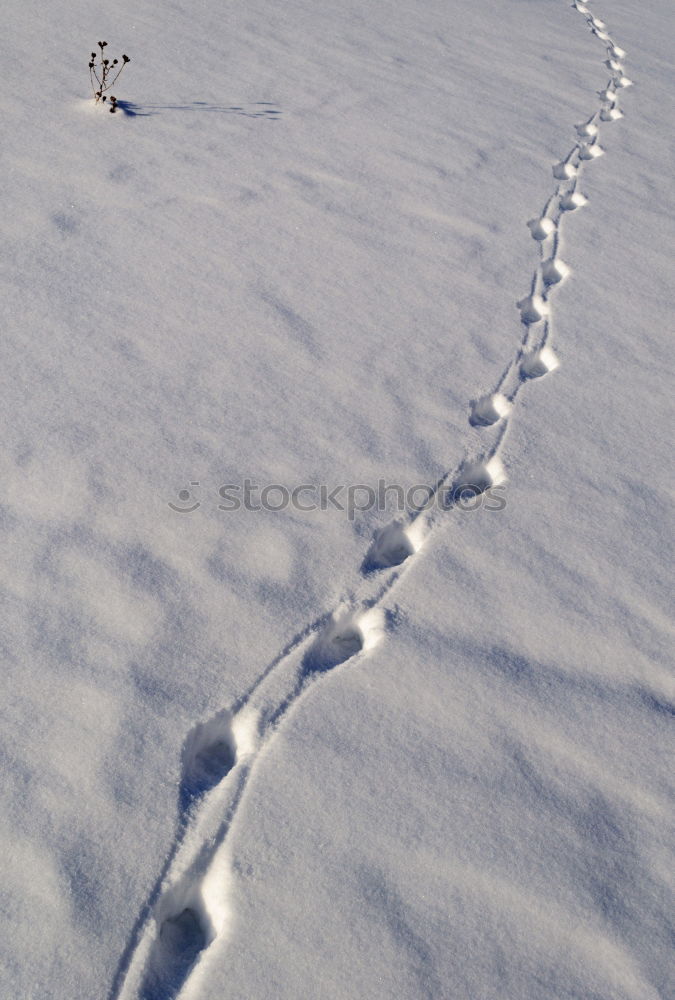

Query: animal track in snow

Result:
[362,518,427,571]
[180,710,237,811]
[302,607,385,674]
[521,345,560,379]
[111,3,633,997]
[560,189,588,212]
[541,257,570,286]
[576,117,599,138]
[136,845,232,1000]
[528,215,557,241]
[470,393,512,427]
[598,86,617,103]
[140,907,208,1000]
[578,140,604,160]
[517,293,550,324]
[552,158,577,180]
[453,456,507,496]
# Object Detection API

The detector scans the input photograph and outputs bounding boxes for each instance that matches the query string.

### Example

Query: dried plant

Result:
[89,41,130,113]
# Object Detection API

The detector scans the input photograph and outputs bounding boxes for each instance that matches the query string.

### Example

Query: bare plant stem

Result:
[88,43,130,107]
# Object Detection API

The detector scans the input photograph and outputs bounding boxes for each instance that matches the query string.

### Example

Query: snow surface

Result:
[1,0,673,998]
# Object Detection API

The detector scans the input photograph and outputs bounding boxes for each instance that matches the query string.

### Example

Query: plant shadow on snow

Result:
[115,100,281,119]
[114,100,153,117]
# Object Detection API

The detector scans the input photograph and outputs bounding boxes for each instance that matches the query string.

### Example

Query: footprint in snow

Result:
[560,190,587,212]
[553,159,578,180]
[453,456,506,497]
[470,393,512,427]
[139,905,209,1000]
[362,519,426,571]
[302,608,384,675]
[527,216,556,241]
[179,709,237,811]
[576,118,599,139]
[518,293,549,324]
[520,346,559,379]
[578,141,604,161]
[541,257,570,286]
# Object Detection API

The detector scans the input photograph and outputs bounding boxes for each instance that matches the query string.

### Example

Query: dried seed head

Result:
[112,58,118,64]
[88,61,94,68]
[91,52,96,58]
[110,95,117,102]
[110,106,116,113]
[122,54,130,62]
[103,58,109,65]
[102,95,107,102]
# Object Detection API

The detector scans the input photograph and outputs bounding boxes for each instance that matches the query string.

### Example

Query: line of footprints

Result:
[370,0,631,574]
[114,4,632,998]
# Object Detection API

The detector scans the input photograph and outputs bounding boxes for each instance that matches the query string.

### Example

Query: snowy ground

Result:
[1,1,673,998]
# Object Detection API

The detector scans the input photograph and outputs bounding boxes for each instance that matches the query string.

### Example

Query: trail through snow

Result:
[111,3,638,998]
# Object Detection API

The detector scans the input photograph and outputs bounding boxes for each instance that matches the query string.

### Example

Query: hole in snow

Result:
[517,294,549,325]
[520,346,559,379]
[469,393,511,427]
[140,907,208,1000]
[552,160,577,180]
[578,142,604,161]
[180,710,237,811]
[362,520,425,571]
[541,258,570,286]
[560,191,587,212]
[452,456,506,497]
[303,608,384,674]
[527,216,556,241]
